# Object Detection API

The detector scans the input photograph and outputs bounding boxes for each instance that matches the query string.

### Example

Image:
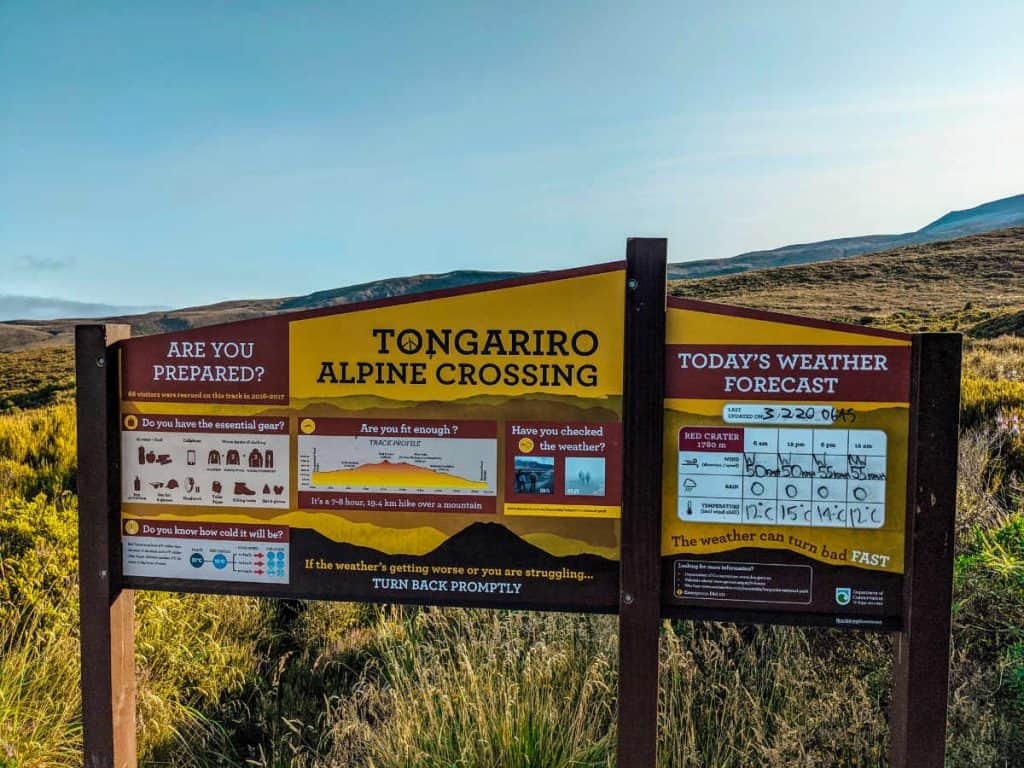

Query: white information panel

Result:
[122,519,289,584]
[121,414,290,509]
[678,426,887,528]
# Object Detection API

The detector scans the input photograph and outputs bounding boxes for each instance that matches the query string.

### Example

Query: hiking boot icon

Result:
[234,482,256,496]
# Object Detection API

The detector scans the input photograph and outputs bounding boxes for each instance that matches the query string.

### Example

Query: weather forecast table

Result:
[677,426,888,528]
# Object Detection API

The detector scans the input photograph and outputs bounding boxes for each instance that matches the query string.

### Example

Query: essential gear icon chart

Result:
[677,426,888,528]
[121,415,290,508]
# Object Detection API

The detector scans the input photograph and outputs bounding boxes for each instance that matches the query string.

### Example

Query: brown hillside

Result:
[0,271,517,353]
[2,227,1022,355]
[670,227,1024,333]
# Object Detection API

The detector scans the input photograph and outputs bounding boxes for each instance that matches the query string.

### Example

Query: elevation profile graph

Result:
[297,419,498,498]
[312,460,490,491]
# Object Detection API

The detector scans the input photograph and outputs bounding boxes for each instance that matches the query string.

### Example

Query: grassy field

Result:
[2,230,1023,766]
[0,347,75,415]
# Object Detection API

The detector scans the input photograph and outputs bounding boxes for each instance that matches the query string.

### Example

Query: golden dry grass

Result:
[671,227,1024,334]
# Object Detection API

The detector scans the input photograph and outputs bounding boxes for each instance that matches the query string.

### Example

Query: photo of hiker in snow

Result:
[565,457,606,496]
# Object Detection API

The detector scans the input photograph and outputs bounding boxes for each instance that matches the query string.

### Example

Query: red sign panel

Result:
[121,317,289,404]
[678,427,744,453]
[665,344,911,402]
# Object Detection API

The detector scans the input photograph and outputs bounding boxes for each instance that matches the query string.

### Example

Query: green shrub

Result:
[0,492,78,629]
[0,347,75,415]
[0,402,77,498]
[960,377,1024,429]
[947,516,1024,765]
[0,403,276,767]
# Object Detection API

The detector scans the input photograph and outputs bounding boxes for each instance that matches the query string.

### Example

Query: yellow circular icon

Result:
[518,437,534,453]
[125,520,140,535]
[123,414,138,430]
[300,418,316,434]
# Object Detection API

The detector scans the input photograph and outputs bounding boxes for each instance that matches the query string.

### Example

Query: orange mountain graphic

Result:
[312,460,489,491]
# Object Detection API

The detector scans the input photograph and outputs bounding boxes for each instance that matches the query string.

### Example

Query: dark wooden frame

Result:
[74,244,961,768]
[77,324,137,768]
[617,239,667,768]
[888,332,962,767]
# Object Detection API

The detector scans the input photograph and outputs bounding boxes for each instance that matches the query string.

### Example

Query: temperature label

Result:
[678,426,887,528]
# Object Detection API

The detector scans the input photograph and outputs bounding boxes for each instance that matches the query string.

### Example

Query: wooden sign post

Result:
[74,239,960,768]
[617,239,666,768]
[889,333,962,768]
[76,324,138,768]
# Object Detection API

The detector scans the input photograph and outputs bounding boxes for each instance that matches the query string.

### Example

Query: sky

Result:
[2,1,1023,319]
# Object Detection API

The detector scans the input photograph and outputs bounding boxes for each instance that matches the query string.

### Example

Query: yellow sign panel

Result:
[662,298,912,626]
[118,264,626,612]
[289,268,624,403]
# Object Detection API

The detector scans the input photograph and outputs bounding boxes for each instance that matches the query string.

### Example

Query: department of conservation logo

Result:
[835,587,852,606]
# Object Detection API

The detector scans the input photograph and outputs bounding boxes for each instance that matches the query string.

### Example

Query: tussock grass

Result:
[963,336,1024,381]
[0,583,81,767]
[349,608,616,768]
[134,593,268,765]
[240,607,617,768]
[658,623,888,767]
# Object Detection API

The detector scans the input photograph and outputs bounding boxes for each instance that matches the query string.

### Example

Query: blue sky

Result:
[2,1,1023,318]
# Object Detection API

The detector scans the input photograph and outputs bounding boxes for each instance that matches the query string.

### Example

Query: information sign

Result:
[117,265,626,611]
[661,298,913,627]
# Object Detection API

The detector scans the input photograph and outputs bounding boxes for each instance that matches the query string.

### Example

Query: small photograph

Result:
[513,456,555,494]
[565,457,606,496]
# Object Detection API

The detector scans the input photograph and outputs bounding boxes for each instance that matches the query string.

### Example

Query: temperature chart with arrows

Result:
[297,418,498,514]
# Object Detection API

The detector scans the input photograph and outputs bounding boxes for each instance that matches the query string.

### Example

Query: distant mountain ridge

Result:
[920,194,1024,237]
[278,270,520,311]
[667,193,1024,279]
[0,271,520,351]
[1,193,1021,352]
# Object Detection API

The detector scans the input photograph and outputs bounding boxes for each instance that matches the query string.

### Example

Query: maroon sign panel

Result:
[665,344,912,402]
[121,317,289,404]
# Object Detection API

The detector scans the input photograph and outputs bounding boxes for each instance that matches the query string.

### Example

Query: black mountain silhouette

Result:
[293,521,613,570]
[422,521,613,569]
[290,522,617,609]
